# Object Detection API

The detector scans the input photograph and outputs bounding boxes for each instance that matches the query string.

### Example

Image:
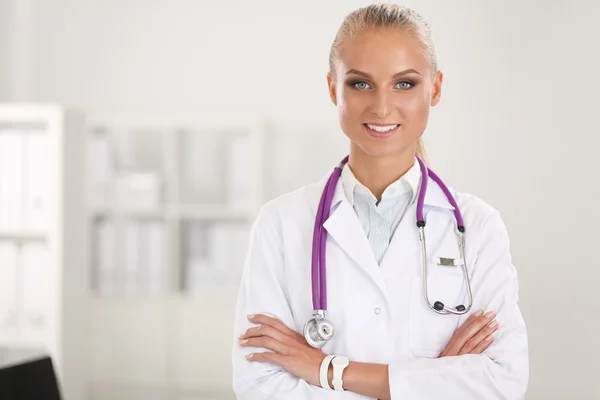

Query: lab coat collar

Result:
[325,162,456,215]
[340,158,421,207]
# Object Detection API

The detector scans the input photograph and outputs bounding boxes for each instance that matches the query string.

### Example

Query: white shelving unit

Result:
[0,103,89,400]
[85,114,266,399]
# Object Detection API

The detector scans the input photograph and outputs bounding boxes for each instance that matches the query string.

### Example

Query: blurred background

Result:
[0,0,599,399]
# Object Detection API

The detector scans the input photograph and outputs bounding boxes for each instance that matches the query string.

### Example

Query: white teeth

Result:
[366,124,398,132]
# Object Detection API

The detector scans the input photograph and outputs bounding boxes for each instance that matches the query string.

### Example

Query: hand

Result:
[439,310,498,358]
[239,314,328,387]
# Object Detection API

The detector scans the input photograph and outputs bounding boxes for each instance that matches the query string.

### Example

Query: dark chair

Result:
[0,348,62,400]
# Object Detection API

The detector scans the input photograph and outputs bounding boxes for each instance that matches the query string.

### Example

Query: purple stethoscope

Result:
[304,155,474,348]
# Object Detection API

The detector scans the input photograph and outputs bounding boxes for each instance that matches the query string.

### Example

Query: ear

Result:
[327,72,337,106]
[430,70,443,107]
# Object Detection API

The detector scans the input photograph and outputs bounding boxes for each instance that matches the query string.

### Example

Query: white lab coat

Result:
[232,170,529,399]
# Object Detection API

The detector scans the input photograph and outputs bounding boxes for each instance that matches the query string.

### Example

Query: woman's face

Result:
[327,28,443,159]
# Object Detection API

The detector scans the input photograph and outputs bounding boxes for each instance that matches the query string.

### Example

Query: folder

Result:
[0,130,25,230]
[24,131,48,230]
[96,220,116,296]
[123,221,140,297]
[20,242,49,333]
[210,223,250,288]
[146,221,165,296]
[226,135,255,213]
[0,242,18,329]
[184,222,212,294]
[87,133,115,211]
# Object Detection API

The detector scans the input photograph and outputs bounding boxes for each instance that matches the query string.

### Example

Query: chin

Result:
[355,142,408,158]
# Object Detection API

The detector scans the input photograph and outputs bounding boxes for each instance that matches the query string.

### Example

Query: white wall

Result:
[0,0,9,100]
[3,0,600,398]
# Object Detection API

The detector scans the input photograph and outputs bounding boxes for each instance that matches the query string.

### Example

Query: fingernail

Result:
[247,314,255,320]
[485,334,494,342]
[484,311,495,318]
[239,339,248,345]
[474,310,483,317]
[246,353,253,360]
[489,320,498,328]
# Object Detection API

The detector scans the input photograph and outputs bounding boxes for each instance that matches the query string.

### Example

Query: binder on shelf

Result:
[24,131,48,230]
[145,221,165,296]
[179,130,223,205]
[21,242,49,332]
[87,130,116,211]
[115,172,162,212]
[136,221,150,295]
[183,221,213,294]
[96,219,117,296]
[0,129,25,231]
[0,242,18,329]
[123,221,140,296]
[226,134,256,213]
[211,223,251,288]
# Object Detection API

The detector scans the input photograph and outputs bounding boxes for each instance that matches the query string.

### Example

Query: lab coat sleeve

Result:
[388,210,529,400]
[232,206,355,400]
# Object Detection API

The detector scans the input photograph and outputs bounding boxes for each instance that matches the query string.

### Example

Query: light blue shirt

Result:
[340,159,421,265]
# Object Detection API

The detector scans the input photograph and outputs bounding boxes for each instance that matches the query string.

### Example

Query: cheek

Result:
[403,92,431,124]
[338,90,362,125]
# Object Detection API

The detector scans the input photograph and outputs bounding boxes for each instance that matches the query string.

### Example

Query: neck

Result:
[347,144,417,203]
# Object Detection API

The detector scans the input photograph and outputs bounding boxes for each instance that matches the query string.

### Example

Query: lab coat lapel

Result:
[321,179,383,289]
[379,172,456,277]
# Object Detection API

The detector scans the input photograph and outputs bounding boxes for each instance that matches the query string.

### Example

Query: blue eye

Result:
[352,81,370,90]
[396,81,414,90]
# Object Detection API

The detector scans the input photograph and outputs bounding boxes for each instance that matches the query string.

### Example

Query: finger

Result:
[248,314,298,338]
[444,311,496,356]
[459,310,484,331]
[459,320,499,355]
[240,324,294,346]
[440,310,484,357]
[469,333,494,354]
[246,351,285,366]
[240,336,289,355]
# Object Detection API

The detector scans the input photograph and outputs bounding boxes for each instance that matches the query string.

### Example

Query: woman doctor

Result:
[232,3,529,399]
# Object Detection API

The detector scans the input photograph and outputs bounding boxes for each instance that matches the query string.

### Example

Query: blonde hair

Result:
[329,3,437,165]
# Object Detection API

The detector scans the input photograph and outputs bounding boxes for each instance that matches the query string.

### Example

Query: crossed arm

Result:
[237,310,499,399]
[232,207,528,399]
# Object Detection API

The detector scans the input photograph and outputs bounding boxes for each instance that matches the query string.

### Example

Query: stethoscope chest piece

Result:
[303,310,335,348]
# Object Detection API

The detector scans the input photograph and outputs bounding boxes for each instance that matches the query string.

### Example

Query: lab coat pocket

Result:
[408,273,464,358]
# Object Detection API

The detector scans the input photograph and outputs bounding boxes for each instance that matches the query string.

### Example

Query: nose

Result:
[369,90,392,119]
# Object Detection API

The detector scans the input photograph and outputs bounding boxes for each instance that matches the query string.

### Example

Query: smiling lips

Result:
[363,123,400,138]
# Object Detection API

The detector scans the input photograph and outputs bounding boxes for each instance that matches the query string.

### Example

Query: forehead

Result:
[337,29,431,76]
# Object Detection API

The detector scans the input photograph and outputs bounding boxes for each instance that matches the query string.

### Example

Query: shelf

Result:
[90,206,254,221]
[90,209,166,220]
[173,205,253,221]
[89,289,240,303]
[0,104,88,400]
[0,229,46,241]
[84,114,265,397]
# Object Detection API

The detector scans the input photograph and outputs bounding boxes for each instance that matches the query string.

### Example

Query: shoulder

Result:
[449,187,510,248]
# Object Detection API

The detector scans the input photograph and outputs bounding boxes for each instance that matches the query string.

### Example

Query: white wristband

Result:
[319,355,336,390]
[331,356,349,391]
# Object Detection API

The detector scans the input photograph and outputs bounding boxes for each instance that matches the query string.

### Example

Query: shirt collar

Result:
[340,158,421,206]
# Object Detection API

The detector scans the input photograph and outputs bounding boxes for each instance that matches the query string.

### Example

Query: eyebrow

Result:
[345,68,422,79]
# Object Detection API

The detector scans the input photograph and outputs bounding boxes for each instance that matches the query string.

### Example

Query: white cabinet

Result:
[0,103,89,400]
[85,115,265,398]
